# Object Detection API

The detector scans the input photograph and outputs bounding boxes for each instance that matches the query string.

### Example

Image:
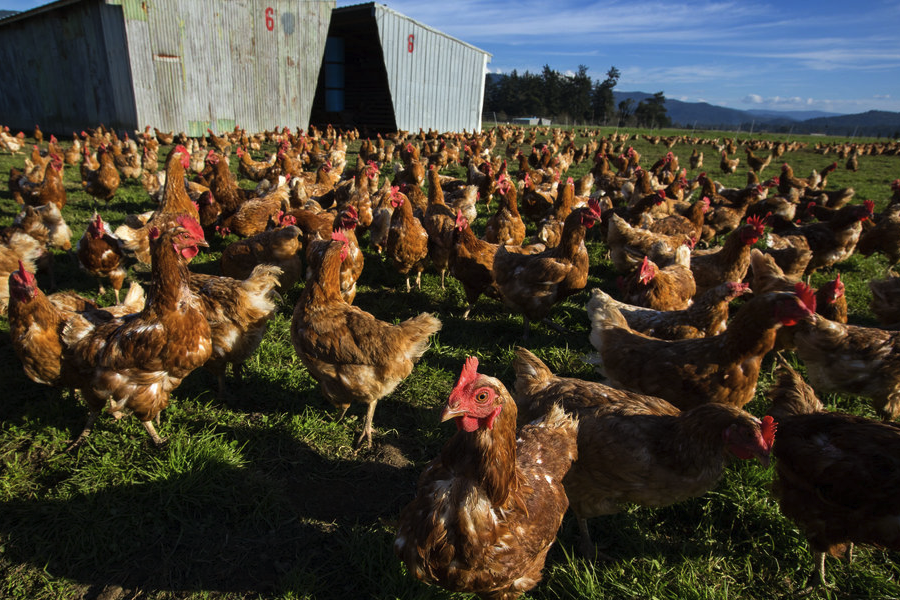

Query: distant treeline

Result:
[483,66,671,128]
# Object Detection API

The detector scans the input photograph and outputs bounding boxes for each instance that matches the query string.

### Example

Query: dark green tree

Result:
[567,65,593,123]
[634,91,671,128]
[541,65,562,117]
[617,98,635,125]
[591,66,620,125]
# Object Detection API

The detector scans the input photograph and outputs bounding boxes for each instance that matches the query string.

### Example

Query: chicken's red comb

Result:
[176,215,205,240]
[331,229,348,244]
[11,260,36,287]
[567,176,574,186]
[746,214,766,233]
[456,356,480,389]
[823,273,845,299]
[891,179,900,190]
[761,415,777,450]
[864,200,875,215]
[345,204,358,220]
[794,282,817,313]
[587,197,602,217]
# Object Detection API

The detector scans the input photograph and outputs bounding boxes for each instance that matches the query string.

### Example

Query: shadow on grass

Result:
[0,415,422,598]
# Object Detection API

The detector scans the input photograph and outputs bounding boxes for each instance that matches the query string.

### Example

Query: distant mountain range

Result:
[613,91,900,137]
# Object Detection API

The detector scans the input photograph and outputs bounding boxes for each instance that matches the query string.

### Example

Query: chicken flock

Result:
[3,122,900,597]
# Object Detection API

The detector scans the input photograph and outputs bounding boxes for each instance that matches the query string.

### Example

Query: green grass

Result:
[0,128,898,599]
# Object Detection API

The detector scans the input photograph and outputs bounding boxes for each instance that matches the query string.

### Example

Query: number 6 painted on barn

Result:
[408,34,414,53]
[265,7,274,31]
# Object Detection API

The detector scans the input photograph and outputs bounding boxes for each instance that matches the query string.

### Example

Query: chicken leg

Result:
[355,400,379,449]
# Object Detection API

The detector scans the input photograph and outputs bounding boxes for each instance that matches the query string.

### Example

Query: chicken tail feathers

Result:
[585,288,628,331]
[398,312,443,361]
[120,281,146,313]
[512,347,554,399]
[767,353,824,420]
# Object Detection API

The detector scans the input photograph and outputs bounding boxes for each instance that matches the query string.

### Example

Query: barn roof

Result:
[333,2,491,57]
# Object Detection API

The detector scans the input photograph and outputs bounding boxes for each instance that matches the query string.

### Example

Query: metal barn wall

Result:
[119,0,333,136]
[0,0,137,133]
[371,4,490,133]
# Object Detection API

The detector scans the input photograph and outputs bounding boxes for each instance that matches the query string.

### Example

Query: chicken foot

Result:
[65,408,102,452]
[576,517,613,562]
[141,419,167,448]
[355,400,379,450]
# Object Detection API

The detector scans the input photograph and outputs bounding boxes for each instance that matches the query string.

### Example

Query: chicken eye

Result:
[475,390,489,404]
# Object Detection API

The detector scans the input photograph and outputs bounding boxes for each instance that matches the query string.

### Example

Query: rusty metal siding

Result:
[0,0,134,133]
[371,3,490,133]
[121,0,333,135]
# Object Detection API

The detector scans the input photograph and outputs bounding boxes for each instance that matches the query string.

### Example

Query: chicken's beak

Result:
[754,450,771,468]
[196,238,210,248]
[440,405,465,422]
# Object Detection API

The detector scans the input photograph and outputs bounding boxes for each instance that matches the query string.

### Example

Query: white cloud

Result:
[743,94,764,104]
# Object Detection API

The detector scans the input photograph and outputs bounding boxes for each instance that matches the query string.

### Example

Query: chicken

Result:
[618,250,695,312]
[777,163,809,196]
[484,174,526,246]
[290,239,441,448]
[607,212,693,274]
[219,224,302,291]
[767,358,900,588]
[76,213,127,303]
[532,176,576,248]
[18,153,67,209]
[868,276,900,328]
[7,263,144,393]
[449,211,502,319]
[856,204,900,274]
[0,231,44,314]
[395,356,577,599]
[519,172,557,224]
[689,148,703,171]
[647,196,708,243]
[216,177,290,238]
[189,265,282,398]
[690,217,766,296]
[815,274,847,324]
[385,186,429,291]
[588,289,814,411]
[749,247,803,294]
[790,285,900,420]
[587,282,750,341]
[206,150,252,217]
[305,227,363,304]
[745,147,772,174]
[771,201,873,277]
[81,145,121,203]
[422,166,456,288]
[62,216,212,448]
[236,146,275,181]
[513,347,773,557]
[719,150,739,174]
[492,200,602,338]
[115,145,199,264]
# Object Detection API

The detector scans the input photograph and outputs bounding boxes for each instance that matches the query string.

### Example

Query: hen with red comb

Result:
[396,354,577,598]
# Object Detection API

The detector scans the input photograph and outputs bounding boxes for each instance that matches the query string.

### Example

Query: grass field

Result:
[0,126,898,600]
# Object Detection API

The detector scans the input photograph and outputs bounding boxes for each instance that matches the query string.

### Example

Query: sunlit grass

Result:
[0,126,898,599]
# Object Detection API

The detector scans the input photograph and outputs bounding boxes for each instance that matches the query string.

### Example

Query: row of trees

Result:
[483,65,671,128]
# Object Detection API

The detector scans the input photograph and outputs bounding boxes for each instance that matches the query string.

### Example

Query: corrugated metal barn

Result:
[311,2,491,134]
[0,0,333,135]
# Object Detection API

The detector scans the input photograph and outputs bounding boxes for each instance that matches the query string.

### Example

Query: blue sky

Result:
[3,0,898,115]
